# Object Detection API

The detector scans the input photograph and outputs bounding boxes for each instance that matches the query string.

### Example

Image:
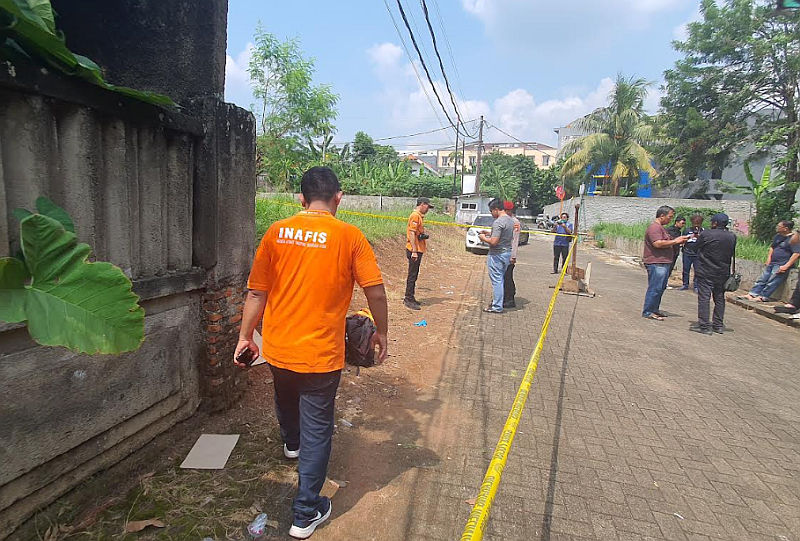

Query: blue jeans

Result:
[642,263,670,317]
[682,253,699,289]
[269,365,341,521]
[749,263,788,300]
[487,251,511,311]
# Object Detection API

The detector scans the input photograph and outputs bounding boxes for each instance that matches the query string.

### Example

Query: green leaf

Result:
[0,257,29,323]
[35,196,75,233]
[20,214,144,354]
[12,207,33,222]
[24,0,55,33]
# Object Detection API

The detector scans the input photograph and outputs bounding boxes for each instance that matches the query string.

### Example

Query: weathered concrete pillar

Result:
[51,0,228,104]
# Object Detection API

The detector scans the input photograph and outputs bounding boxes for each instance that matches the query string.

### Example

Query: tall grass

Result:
[592,221,771,262]
[255,195,454,243]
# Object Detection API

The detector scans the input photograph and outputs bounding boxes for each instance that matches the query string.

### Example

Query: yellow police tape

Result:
[461,241,576,541]
[270,199,576,238]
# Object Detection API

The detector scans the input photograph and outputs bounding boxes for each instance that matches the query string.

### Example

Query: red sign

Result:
[555,185,565,200]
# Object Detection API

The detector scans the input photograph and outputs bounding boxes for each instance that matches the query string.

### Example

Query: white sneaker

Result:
[791,313,800,320]
[289,499,331,539]
[283,444,300,459]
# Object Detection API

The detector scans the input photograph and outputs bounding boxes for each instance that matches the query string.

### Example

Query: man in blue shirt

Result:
[743,220,800,301]
[551,212,573,274]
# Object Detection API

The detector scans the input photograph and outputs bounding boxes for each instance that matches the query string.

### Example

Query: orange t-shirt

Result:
[247,209,384,373]
[405,209,427,253]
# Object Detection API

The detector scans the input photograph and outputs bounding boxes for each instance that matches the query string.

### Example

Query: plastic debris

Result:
[247,513,269,538]
[339,419,354,428]
[673,513,684,520]
[414,319,427,327]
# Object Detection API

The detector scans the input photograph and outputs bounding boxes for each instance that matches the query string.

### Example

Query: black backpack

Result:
[345,311,376,367]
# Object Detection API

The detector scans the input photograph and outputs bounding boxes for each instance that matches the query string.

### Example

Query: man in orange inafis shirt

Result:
[234,166,388,539]
[403,196,433,310]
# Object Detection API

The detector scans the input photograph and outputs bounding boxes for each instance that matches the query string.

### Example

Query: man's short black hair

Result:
[779,219,795,230]
[301,166,341,202]
[656,205,675,218]
[674,215,686,223]
[488,198,503,210]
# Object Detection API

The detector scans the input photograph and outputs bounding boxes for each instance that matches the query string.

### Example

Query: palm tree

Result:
[560,74,658,196]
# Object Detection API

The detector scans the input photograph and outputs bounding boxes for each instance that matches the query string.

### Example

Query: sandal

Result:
[645,314,665,321]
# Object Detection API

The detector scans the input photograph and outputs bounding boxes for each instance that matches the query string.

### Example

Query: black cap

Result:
[417,197,434,208]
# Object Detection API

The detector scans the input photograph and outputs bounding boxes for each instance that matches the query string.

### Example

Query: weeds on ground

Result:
[23,423,294,541]
[592,222,770,262]
[255,196,454,244]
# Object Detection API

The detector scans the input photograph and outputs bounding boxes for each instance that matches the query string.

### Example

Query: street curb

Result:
[726,293,800,328]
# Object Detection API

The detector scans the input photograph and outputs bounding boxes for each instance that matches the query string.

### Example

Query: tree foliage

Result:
[560,74,658,196]
[479,152,560,211]
[661,0,799,221]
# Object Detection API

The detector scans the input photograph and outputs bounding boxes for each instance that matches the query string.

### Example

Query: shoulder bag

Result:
[723,239,742,292]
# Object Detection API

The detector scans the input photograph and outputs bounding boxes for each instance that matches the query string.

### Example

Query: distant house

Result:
[436,141,557,175]
[403,154,441,177]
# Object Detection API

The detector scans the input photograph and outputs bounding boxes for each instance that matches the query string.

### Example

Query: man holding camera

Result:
[404,197,433,310]
[551,212,573,274]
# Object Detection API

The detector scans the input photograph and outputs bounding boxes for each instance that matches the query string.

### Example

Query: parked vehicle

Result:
[465,214,529,253]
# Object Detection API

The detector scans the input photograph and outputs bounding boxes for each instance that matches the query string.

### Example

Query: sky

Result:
[225,0,701,151]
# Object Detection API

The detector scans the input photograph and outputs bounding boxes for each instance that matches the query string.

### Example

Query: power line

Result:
[382,0,453,144]
[395,0,471,138]
[420,0,465,132]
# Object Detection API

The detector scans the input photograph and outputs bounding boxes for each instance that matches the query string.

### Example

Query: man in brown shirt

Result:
[642,206,689,320]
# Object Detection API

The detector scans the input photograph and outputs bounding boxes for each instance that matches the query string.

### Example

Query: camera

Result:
[418,233,430,240]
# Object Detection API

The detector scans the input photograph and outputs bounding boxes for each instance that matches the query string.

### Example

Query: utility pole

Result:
[452,126,459,197]
[474,115,484,194]
[461,136,466,193]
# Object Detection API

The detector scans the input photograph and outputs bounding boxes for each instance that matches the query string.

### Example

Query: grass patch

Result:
[592,221,770,262]
[255,195,454,244]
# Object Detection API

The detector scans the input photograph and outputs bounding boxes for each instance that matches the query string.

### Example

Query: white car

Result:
[465,214,531,254]
[465,214,495,253]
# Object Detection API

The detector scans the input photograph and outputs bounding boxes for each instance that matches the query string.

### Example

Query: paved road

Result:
[406,236,800,541]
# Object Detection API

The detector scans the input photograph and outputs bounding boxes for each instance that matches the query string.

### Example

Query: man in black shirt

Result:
[665,216,686,284]
[690,213,737,335]
[680,214,704,291]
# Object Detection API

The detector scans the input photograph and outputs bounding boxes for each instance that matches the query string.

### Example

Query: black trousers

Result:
[697,277,726,330]
[790,279,800,307]
[503,263,516,303]
[553,245,569,272]
[405,249,423,300]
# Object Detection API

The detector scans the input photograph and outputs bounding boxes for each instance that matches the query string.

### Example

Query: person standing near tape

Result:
[404,197,433,311]
[503,201,521,309]
[551,212,573,274]
[480,198,515,313]
[234,166,388,539]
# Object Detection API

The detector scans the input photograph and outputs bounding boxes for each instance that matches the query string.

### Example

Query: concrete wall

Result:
[52,0,228,104]
[261,193,455,214]
[597,235,798,302]
[544,196,755,231]
[0,21,255,537]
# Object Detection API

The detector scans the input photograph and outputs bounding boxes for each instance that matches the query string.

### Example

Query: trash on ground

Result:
[320,478,342,499]
[247,513,269,538]
[414,319,427,327]
[339,419,354,428]
[124,518,165,533]
[180,434,240,469]
[673,513,684,520]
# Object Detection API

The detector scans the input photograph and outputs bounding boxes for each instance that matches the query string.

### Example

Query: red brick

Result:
[206,324,222,333]
[229,313,242,324]
[207,313,223,322]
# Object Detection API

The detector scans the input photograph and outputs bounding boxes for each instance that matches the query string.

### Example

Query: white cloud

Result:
[365,42,660,148]
[224,43,254,108]
[673,7,701,41]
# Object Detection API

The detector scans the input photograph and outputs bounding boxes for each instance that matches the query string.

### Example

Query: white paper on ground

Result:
[180,434,240,469]
[251,329,267,366]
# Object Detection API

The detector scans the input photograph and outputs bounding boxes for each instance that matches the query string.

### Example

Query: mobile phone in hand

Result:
[236,348,256,367]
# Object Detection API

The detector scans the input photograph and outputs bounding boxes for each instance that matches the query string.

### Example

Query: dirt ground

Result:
[17,227,483,541]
